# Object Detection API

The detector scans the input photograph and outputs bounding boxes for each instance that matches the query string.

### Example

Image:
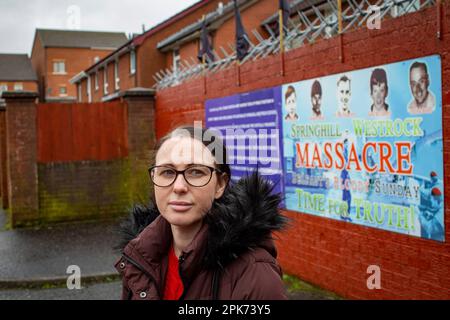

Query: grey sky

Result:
[0,0,200,55]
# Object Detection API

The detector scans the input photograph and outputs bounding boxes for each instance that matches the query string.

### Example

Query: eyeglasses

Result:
[148,165,222,187]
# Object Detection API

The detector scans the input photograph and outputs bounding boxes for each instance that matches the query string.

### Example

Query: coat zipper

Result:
[178,254,190,300]
[122,252,162,298]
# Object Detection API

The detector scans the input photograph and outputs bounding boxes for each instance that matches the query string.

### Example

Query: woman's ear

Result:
[215,174,229,199]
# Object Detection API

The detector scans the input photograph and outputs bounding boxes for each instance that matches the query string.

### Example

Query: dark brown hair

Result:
[285,85,296,101]
[370,68,389,96]
[152,125,231,178]
[311,80,322,97]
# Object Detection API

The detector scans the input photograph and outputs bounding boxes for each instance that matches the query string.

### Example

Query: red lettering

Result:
[379,142,395,173]
[311,143,323,168]
[295,143,310,168]
[323,142,333,169]
[395,141,413,175]
[362,142,377,174]
[335,143,345,170]
[346,143,362,171]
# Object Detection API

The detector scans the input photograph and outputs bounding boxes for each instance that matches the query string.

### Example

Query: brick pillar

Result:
[2,92,39,227]
[120,88,156,204]
[0,100,8,209]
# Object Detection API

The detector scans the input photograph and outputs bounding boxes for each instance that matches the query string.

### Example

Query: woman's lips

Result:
[168,201,193,212]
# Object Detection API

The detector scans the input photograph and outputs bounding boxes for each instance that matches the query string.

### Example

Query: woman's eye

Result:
[160,170,175,177]
[188,169,207,176]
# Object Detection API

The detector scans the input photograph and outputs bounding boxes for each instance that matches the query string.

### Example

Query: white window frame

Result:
[103,66,109,95]
[77,84,82,102]
[130,50,136,75]
[114,61,120,90]
[87,76,92,103]
[95,71,99,91]
[53,60,66,74]
[0,83,9,94]
[14,83,23,91]
[173,49,181,84]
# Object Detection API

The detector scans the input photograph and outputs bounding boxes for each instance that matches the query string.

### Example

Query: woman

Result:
[115,126,288,300]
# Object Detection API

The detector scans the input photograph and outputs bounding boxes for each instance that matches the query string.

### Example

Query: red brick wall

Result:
[118,52,136,92]
[212,0,276,50]
[0,108,7,209]
[3,93,39,227]
[137,0,226,89]
[2,90,155,226]
[31,36,46,102]
[155,4,450,299]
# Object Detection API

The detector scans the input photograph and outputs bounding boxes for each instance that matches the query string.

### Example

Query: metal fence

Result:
[153,0,436,90]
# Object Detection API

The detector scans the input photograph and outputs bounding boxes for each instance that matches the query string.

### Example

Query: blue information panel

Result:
[205,87,284,197]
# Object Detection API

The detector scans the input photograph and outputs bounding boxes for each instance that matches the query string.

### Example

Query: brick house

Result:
[31,29,128,102]
[0,54,38,98]
[157,0,279,77]
[71,0,235,102]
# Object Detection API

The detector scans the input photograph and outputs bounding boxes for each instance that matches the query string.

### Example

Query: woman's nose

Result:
[172,173,188,193]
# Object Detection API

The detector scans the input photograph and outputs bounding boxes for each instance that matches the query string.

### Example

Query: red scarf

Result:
[163,245,184,300]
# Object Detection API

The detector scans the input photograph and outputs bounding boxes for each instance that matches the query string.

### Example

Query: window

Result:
[114,61,120,90]
[130,50,136,74]
[59,86,67,96]
[0,83,8,94]
[87,77,92,103]
[95,71,99,91]
[173,49,181,84]
[103,67,108,95]
[173,49,181,72]
[53,60,66,74]
[14,83,23,91]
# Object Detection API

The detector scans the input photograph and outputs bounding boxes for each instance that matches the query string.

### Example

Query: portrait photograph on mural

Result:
[281,55,444,242]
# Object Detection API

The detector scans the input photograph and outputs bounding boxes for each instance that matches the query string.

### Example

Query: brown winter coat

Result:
[114,172,288,300]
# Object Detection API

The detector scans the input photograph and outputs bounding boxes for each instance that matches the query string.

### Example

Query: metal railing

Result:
[153,0,436,90]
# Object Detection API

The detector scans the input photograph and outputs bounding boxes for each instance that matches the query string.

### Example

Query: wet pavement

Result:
[0,281,122,300]
[0,217,122,284]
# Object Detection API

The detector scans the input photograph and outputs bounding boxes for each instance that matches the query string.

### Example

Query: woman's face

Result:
[286,92,297,116]
[371,82,387,111]
[154,136,228,228]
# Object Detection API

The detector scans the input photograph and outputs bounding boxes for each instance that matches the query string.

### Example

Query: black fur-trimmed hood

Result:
[116,171,288,269]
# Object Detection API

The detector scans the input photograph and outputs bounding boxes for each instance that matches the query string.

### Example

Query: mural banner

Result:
[282,55,444,242]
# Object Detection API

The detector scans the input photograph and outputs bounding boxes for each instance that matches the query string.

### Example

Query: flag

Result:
[279,0,290,35]
[234,0,250,62]
[197,18,215,64]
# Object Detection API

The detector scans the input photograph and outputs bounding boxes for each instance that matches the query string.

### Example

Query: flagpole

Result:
[201,15,207,95]
[236,59,241,87]
[437,0,442,40]
[279,8,285,76]
[338,0,344,63]
[203,56,207,94]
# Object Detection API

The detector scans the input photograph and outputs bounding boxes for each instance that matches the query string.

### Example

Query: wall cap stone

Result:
[1,91,39,100]
[120,88,155,99]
